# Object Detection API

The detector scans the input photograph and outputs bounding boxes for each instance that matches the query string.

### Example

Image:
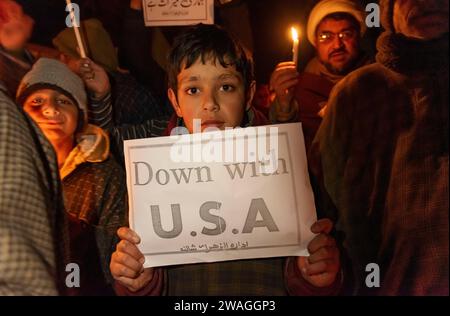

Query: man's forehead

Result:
[317,18,357,32]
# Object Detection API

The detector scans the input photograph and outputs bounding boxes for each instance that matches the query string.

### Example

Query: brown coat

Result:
[310,33,449,295]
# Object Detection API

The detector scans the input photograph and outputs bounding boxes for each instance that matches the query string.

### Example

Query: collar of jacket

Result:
[60,124,110,180]
[376,32,449,76]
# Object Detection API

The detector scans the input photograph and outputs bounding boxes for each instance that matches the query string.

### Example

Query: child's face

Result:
[168,57,255,134]
[23,89,79,146]
[0,9,33,51]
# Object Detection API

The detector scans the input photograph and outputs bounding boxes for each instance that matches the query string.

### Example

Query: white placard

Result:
[143,0,214,26]
[124,123,317,267]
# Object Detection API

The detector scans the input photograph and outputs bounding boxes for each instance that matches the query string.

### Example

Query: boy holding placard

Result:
[110,24,341,296]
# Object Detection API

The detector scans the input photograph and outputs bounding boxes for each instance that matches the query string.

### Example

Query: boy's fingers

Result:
[307,233,336,254]
[115,276,143,292]
[114,276,137,291]
[304,259,339,276]
[115,275,146,292]
[115,268,154,292]
[110,261,142,279]
[307,246,339,264]
[116,240,145,262]
[117,227,141,244]
[112,249,144,272]
[311,218,334,234]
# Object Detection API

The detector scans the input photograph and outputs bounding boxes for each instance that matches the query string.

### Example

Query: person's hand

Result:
[297,218,340,288]
[110,227,154,292]
[60,55,111,100]
[0,2,34,52]
[78,58,111,100]
[269,61,299,111]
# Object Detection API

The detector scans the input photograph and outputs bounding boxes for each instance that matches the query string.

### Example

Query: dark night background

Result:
[16,0,381,85]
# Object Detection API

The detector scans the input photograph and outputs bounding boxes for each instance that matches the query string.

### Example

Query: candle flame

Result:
[291,27,299,41]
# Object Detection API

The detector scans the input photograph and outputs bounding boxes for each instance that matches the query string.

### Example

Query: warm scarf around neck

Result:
[305,53,372,84]
[376,32,449,76]
[60,124,110,180]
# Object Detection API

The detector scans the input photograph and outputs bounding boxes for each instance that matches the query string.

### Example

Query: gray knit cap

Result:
[16,58,88,125]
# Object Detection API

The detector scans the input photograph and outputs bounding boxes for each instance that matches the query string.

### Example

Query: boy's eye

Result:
[186,87,200,95]
[57,98,72,106]
[31,98,44,105]
[220,84,235,92]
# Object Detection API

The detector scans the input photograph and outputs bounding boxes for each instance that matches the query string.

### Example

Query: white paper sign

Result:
[143,0,214,26]
[124,123,317,268]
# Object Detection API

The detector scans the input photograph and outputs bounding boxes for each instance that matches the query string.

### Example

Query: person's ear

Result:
[245,80,257,111]
[168,88,182,117]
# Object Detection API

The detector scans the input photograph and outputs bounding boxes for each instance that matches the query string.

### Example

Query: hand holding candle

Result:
[268,26,301,118]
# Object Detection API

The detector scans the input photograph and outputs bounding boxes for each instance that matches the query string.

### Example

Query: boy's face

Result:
[23,89,79,146]
[168,57,255,134]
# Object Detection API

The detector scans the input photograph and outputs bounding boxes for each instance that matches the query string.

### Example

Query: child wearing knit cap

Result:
[16,58,128,296]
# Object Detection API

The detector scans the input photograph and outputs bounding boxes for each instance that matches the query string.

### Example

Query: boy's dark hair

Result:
[318,12,361,34]
[167,23,254,94]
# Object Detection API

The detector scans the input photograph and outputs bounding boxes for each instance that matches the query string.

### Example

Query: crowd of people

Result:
[0,0,448,296]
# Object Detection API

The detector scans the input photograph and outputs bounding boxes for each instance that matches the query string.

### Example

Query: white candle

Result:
[66,0,87,58]
[291,27,299,66]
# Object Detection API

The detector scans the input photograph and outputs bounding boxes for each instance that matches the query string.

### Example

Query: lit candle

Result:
[291,27,299,66]
[66,0,87,58]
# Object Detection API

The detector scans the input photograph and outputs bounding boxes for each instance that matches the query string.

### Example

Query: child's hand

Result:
[60,55,111,100]
[78,58,111,100]
[297,218,340,288]
[110,227,154,292]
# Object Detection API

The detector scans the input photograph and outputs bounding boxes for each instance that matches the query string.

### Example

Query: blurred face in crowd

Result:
[0,0,34,51]
[168,56,255,134]
[23,89,79,147]
[315,17,361,75]
[393,0,449,40]
[252,84,272,109]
